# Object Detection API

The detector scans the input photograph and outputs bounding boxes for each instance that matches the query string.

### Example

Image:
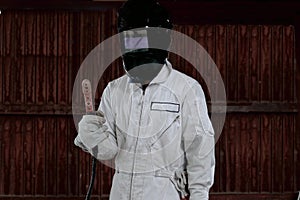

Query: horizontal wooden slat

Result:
[210,193,299,200]
[0,193,298,200]
[0,103,297,115]
[0,196,108,200]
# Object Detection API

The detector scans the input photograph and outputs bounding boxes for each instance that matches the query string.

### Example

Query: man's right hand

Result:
[74,110,108,152]
[78,111,106,134]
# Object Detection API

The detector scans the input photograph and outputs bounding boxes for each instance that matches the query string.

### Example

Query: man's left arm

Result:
[182,82,216,200]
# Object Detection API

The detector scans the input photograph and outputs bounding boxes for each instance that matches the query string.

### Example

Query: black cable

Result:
[85,157,97,200]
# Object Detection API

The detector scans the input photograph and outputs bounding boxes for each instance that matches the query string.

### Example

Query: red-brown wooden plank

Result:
[57,12,69,105]
[295,15,300,193]
[35,118,46,195]
[24,13,37,105]
[0,56,2,105]
[79,151,92,195]
[196,24,207,73]
[69,11,80,57]
[271,26,283,102]
[172,25,196,78]
[8,119,16,195]
[248,115,260,192]
[205,25,215,100]
[57,118,68,195]
[3,57,13,104]
[48,11,58,57]
[58,57,69,105]
[0,11,3,56]
[35,12,47,105]
[295,120,300,191]
[249,25,260,102]
[271,115,283,193]
[282,114,295,192]
[183,25,196,87]
[15,11,26,56]
[45,118,57,195]
[283,25,296,103]
[211,114,223,193]
[0,119,4,194]
[14,55,25,105]
[239,115,249,192]
[35,56,46,105]
[226,25,238,102]
[260,25,272,102]
[46,55,57,105]
[14,119,24,195]
[260,114,272,192]
[207,25,216,60]
[215,25,227,101]
[57,11,69,57]
[25,12,37,56]
[35,11,42,55]
[0,13,3,105]
[218,116,227,193]
[23,119,34,195]
[46,12,58,105]
[37,10,56,58]
[68,119,79,195]
[3,11,14,56]
[90,10,103,49]
[80,12,93,60]
[69,12,82,105]
[237,25,249,102]
[2,120,12,194]
[193,25,208,90]
[94,11,110,102]
[25,57,36,105]
[104,9,117,40]
[225,115,240,192]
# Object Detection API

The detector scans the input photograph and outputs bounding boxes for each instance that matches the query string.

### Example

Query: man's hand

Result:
[78,111,106,134]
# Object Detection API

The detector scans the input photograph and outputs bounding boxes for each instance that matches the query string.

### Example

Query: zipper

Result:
[129,88,145,200]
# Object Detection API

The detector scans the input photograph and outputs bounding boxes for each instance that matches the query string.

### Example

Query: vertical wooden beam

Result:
[294,15,300,192]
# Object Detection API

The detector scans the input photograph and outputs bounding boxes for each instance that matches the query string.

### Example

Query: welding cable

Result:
[85,157,97,200]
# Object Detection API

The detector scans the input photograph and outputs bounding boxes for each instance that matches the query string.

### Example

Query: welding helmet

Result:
[118,0,173,84]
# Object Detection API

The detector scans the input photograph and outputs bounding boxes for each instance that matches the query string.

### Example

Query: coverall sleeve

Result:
[182,82,215,200]
[75,83,118,160]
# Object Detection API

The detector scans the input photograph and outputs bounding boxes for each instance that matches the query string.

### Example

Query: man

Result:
[74,0,215,199]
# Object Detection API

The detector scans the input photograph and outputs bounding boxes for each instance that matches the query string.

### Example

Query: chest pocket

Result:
[145,102,181,151]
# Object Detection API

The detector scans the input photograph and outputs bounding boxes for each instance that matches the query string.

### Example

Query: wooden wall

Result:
[0,6,299,200]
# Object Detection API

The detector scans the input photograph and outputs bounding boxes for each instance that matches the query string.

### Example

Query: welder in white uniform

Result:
[74,0,215,199]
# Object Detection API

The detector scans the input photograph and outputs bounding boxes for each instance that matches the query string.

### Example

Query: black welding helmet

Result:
[118,0,173,84]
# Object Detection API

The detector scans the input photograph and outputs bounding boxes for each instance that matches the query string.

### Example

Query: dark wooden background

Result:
[0,1,300,200]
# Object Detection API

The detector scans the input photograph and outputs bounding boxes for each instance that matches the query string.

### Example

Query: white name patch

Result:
[151,102,180,113]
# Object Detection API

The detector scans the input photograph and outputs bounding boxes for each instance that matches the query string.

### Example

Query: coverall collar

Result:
[151,59,172,84]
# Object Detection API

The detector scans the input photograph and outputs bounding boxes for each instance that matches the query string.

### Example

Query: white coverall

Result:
[75,60,215,200]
